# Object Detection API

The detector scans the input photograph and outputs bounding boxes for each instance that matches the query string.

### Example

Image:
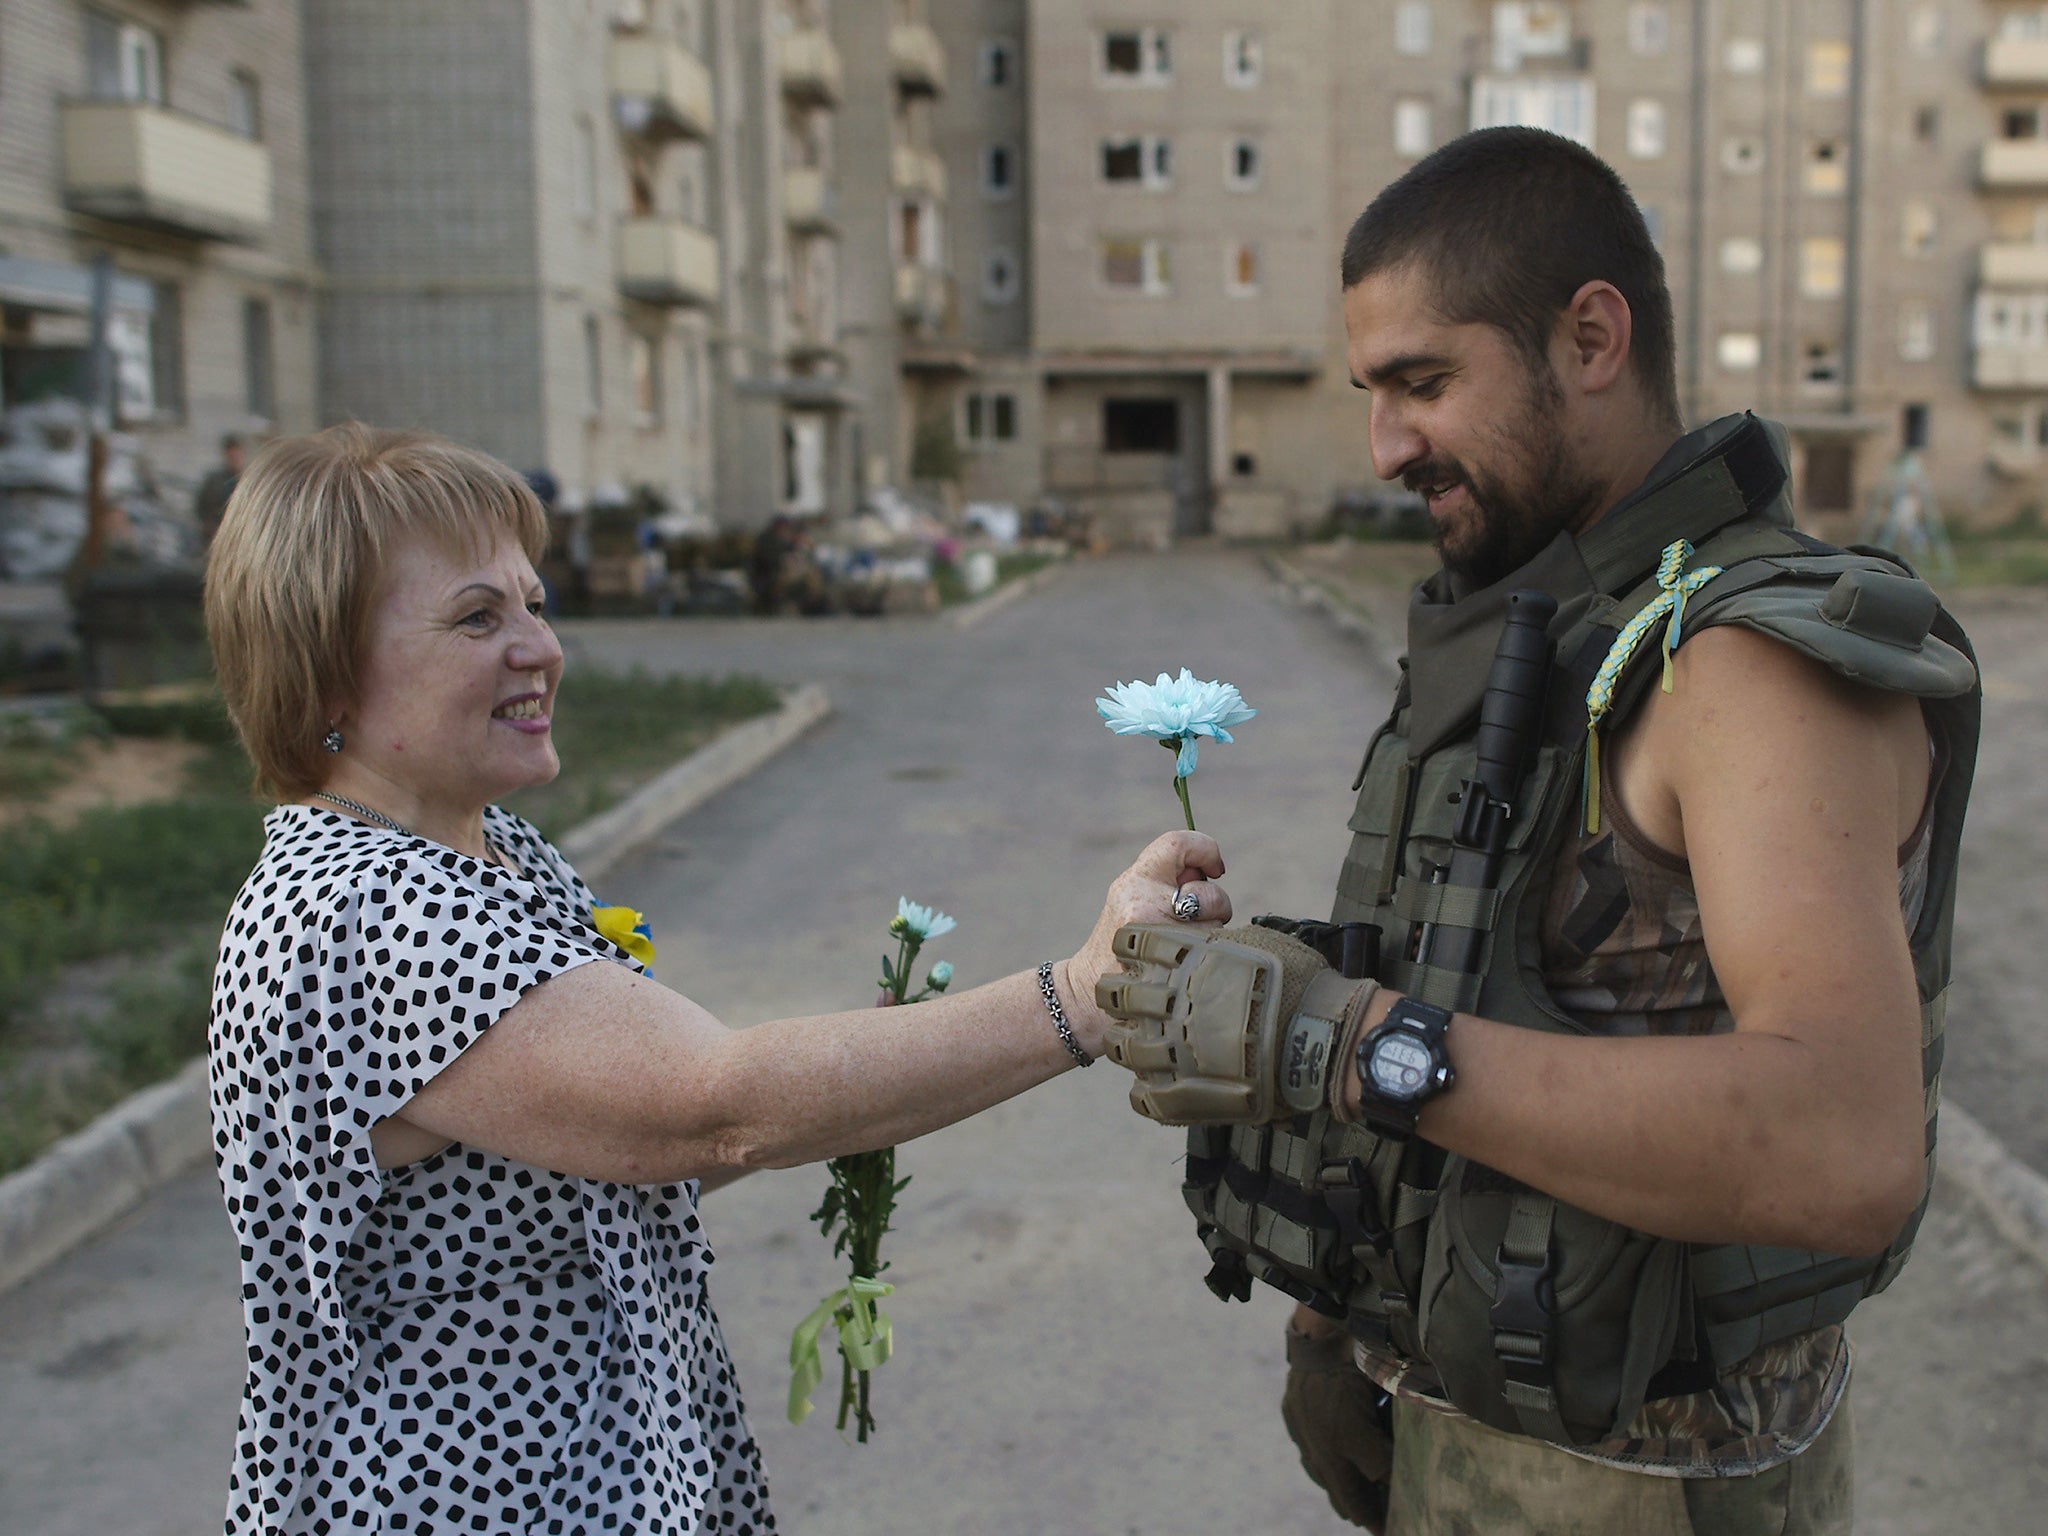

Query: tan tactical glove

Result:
[1282,1322,1393,1533]
[1095,923,1379,1124]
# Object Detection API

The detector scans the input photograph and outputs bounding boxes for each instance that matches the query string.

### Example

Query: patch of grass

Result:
[85,939,214,1089]
[0,666,777,1174]
[934,551,1058,608]
[0,797,266,1038]
[0,706,103,803]
[505,668,780,839]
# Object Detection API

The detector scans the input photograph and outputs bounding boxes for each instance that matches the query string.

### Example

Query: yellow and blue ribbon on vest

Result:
[590,904,656,972]
[787,1276,895,1425]
[1581,539,1723,836]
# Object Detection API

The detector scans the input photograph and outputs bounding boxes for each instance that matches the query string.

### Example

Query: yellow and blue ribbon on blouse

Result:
[590,904,656,972]
[787,1276,895,1425]
[1581,539,1723,836]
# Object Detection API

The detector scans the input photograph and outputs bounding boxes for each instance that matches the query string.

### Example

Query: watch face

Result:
[1369,1031,1435,1101]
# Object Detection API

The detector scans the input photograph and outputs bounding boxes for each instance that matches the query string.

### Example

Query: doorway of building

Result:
[1802,441,1855,515]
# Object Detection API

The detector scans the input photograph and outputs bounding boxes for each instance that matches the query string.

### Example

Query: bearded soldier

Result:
[1098,128,1978,1535]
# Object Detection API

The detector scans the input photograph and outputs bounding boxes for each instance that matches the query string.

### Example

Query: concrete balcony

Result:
[1973,343,2048,389]
[1982,243,2048,285]
[891,145,947,202]
[783,165,837,234]
[779,28,843,107]
[1981,140,2048,187]
[894,262,950,329]
[1985,36,2048,87]
[617,217,719,307]
[609,35,714,140]
[60,100,271,242]
[890,22,946,96]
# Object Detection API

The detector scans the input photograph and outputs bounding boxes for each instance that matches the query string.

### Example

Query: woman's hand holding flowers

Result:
[1063,830,1231,1055]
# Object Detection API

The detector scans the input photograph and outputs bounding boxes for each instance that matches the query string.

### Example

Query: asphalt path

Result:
[1,550,2043,1534]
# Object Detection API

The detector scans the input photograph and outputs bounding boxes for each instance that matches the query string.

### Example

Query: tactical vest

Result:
[1184,414,1981,1449]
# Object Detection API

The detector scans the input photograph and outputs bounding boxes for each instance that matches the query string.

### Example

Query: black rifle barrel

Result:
[1414,589,1558,979]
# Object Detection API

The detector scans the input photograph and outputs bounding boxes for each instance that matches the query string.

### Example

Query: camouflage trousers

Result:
[1386,1392,1853,1536]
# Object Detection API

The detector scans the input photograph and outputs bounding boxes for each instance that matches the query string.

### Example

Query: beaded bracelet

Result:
[1037,962,1092,1068]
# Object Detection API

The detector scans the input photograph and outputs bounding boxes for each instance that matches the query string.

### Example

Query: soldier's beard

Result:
[1408,368,1607,592]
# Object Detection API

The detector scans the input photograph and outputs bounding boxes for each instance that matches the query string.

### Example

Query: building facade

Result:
[917,0,2048,542]
[0,0,316,495]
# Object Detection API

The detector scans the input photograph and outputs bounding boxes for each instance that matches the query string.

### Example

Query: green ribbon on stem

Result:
[787,1275,895,1426]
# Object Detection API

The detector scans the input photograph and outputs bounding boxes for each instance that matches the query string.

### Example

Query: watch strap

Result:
[1347,995,1456,1138]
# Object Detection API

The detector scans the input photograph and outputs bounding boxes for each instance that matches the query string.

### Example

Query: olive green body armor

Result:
[1184,414,1980,1449]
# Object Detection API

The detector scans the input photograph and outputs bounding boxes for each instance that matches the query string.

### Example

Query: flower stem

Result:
[1173,775,1196,831]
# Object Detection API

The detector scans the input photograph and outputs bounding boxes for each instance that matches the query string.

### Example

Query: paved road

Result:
[2,550,2044,1534]
[1935,590,2048,1180]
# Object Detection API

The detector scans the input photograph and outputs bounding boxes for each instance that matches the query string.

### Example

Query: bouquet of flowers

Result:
[788,897,956,1442]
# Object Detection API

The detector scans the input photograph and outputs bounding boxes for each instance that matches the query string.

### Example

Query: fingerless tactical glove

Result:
[1095,923,1379,1125]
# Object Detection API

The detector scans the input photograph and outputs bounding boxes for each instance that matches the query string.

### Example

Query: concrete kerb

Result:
[1262,552,2048,1278]
[947,557,1069,630]
[0,682,834,1296]
[557,682,832,885]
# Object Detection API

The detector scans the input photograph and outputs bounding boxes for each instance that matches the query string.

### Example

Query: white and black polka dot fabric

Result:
[210,805,772,1534]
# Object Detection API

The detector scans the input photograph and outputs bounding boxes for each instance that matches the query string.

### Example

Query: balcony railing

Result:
[1985,36,2048,87]
[1982,243,2048,285]
[618,217,719,307]
[783,165,837,233]
[1973,343,2048,389]
[890,22,946,96]
[609,35,714,140]
[1981,140,2048,187]
[891,145,947,202]
[779,28,843,107]
[61,100,271,242]
[894,262,949,329]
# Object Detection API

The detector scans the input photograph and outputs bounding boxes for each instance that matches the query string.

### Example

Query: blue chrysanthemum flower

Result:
[925,960,954,991]
[1096,668,1257,778]
[894,897,957,941]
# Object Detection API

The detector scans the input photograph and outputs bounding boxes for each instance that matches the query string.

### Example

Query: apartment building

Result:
[918,1,2048,543]
[825,0,955,502]
[0,0,316,491]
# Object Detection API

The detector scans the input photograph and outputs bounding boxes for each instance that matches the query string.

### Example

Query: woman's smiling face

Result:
[339,528,565,823]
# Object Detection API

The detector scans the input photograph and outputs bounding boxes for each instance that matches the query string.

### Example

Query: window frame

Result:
[1225,241,1259,296]
[1101,236,1172,295]
[981,247,1020,305]
[1223,30,1262,88]
[1226,136,1262,191]
[983,142,1016,200]
[1100,27,1172,86]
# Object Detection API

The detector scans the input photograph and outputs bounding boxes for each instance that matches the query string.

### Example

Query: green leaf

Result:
[880,953,896,984]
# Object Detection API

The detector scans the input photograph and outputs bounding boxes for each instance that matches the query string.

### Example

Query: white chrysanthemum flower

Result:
[893,897,957,941]
[1095,668,1257,778]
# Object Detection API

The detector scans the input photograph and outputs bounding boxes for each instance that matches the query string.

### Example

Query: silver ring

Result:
[1172,887,1202,922]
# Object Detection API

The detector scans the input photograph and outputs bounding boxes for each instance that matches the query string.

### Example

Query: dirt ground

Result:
[0,736,200,833]
[1298,540,2048,1183]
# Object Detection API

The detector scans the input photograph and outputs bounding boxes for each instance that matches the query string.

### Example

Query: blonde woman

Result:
[203,423,1227,1535]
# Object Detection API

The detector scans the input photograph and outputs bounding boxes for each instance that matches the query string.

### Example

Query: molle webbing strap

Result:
[1493,1193,1572,1445]
[1391,882,1503,932]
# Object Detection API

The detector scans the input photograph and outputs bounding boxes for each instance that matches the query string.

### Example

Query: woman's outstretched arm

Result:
[379,831,1228,1182]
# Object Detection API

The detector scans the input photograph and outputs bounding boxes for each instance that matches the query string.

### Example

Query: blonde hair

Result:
[205,424,549,799]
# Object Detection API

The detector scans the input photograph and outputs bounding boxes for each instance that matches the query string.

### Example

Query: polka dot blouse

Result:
[209,805,772,1534]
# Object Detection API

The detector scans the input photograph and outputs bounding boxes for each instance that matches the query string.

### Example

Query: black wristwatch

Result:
[1354,996,1456,1139]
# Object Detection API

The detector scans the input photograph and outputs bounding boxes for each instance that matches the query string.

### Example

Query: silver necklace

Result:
[312,792,504,868]
[314,791,411,835]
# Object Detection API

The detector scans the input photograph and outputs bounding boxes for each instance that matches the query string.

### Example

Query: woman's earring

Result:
[322,726,344,754]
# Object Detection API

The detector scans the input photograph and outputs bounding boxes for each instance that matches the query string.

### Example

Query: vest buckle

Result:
[1320,1157,1391,1253]
[1489,1245,1557,1384]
